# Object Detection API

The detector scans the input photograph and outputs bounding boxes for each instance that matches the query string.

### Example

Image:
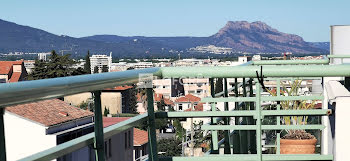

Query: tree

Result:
[102,65,108,73]
[78,101,89,110]
[93,66,99,74]
[84,51,91,74]
[104,107,110,116]
[27,59,47,80]
[28,50,85,80]
[157,98,167,111]
[215,78,223,94]
[128,85,138,114]
[157,138,182,156]
[71,67,86,76]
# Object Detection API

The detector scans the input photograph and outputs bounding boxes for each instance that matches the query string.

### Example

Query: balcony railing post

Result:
[248,78,256,154]
[223,78,231,154]
[233,78,241,154]
[0,108,6,161]
[146,88,159,161]
[209,78,219,154]
[93,91,105,161]
[254,78,263,161]
[276,78,281,154]
[240,78,248,154]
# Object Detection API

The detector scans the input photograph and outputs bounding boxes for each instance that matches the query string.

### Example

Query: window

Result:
[179,104,183,110]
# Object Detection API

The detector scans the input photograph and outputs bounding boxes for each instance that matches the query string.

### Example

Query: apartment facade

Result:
[90,53,112,73]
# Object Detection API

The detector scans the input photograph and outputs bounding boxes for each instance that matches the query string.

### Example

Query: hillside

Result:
[0,19,328,58]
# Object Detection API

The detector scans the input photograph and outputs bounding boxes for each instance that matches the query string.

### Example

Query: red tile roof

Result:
[103,117,130,128]
[184,102,204,112]
[154,93,174,106]
[134,128,148,146]
[6,99,94,126]
[102,117,149,146]
[8,72,21,83]
[0,60,23,74]
[175,94,201,103]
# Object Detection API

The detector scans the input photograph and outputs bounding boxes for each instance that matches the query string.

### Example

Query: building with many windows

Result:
[90,53,112,74]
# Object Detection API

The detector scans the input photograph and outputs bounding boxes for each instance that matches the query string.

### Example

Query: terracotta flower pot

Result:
[280,139,317,154]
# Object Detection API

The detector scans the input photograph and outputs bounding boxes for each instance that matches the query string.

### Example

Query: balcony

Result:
[1,56,349,161]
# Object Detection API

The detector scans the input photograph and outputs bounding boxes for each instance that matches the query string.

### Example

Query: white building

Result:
[23,60,35,74]
[238,56,252,63]
[4,99,94,161]
[5,99,135,161]
[90,53,112,73]
[131,62,153,69]
[37,52,51,61]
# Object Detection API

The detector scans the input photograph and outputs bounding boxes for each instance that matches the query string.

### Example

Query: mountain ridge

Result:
[0,19,328,57]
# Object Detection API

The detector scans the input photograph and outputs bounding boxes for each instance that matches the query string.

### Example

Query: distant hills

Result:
[0,19,329,58]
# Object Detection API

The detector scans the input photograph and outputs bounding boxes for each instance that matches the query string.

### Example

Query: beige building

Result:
[182,78,210,98]
[64,88,127,115]
[153,79,172,99]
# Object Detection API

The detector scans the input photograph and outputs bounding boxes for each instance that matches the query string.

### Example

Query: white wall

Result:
[331,25,350,64]
[4,112,57,161]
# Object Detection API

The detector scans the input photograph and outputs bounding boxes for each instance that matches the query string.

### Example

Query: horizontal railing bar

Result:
[18,113,148,161]
[159,154,333,161]
[155,109,329,119]
[201,125,258,130]
[269,95,321,101]
[201,125,326,130]
[328,55,350,58]
[0,68,161,107]
[261,109,331,116]
[262,125,326,130]
[261,95,323,101]
[155,111,256,118]
[201,96,322,103]
[159,64,350,78]
[264,77,322,80]
[251,58,329,65]
[201,97,256,102]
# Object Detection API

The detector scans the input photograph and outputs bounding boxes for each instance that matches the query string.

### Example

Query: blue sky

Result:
[0,0,349,42]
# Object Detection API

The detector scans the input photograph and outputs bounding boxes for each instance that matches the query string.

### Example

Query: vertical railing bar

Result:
[240,78,248,153]
[233,78,241,154]
[254,78,262,161]
[0,108,6,161]
[248,79,256,154]
[276,78,281,154]
[92,91,105,161]
[223,78,231,154]
[209,78,219,154]
[146,88,159,161]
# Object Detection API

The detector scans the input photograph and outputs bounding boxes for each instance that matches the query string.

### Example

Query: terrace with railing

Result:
[1,55,350,161]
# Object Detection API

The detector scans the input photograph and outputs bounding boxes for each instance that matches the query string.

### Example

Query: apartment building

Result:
[90,53,112,73]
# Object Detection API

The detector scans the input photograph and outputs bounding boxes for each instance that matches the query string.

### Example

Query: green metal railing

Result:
[0,57,347,161]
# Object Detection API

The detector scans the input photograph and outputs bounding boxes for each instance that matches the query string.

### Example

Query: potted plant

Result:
[266,80,318,154]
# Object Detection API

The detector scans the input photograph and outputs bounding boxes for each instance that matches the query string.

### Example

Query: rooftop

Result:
[0,60,23,75]
[175,94,201,103]
[6,99,93,127]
